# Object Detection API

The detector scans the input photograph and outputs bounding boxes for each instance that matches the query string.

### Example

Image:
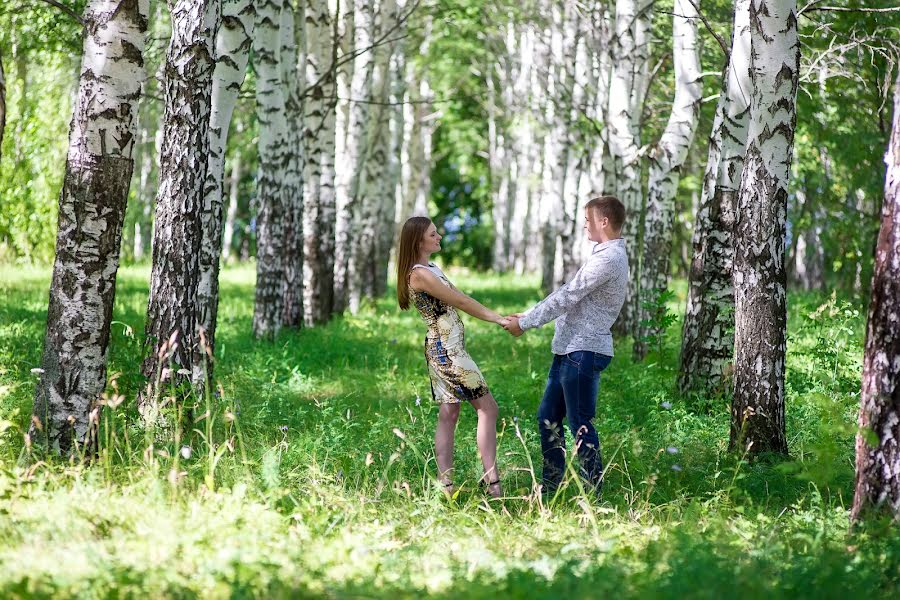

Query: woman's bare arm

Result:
[409,269,507,325]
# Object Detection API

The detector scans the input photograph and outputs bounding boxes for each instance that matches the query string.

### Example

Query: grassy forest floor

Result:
[0,265,897,598]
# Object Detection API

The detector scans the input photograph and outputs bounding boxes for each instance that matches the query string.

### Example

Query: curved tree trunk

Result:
[633,0,702,360]
[302,0,337,325]
[198,0,255,366]
[30,0,148,456]
[251,0,291,339]
[730,0,799,455]
[142,0,219,400]
[851,71,900,522]
[679,0,751,397]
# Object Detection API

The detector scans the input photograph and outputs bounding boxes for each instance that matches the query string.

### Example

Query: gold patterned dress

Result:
[409,263,490,404]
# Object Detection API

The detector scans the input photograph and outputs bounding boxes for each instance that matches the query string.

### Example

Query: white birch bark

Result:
[142,0,219,396]
[302,0,338,325]
[379,15,407,296]
[396,17,433,229]
[333,0,374,314]
[588,0,612,195]
[634,0,702,360]
[30,0,149,456]
[349,0,396,311]
[252,0,290,338]
[851,71,900,521]
[509,25,535,274]
[0,49,6,168]
[538,1,566,294]
[198,0,255,360]
[279,4,305,328]
[559,11,588,286]
[606,0,647,333]
[525,20,547,275]
[389,6,409,262]
[222,133,242,261]
[679,0,751,396]
[730,0,799,455]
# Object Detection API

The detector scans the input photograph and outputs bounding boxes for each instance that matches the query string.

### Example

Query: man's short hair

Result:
[584,195,626,232]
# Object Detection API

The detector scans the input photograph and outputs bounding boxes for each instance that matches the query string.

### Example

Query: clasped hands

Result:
[496,313,525,337]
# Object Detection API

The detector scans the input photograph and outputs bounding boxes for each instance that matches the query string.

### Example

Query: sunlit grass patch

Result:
[0,265,896,598]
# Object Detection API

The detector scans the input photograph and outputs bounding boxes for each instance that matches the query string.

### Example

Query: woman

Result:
[397,216,506,498]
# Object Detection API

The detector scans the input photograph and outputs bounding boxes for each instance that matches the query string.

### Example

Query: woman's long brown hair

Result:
[397,216,433,310]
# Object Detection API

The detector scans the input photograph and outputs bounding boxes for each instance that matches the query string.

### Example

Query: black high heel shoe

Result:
[480,478,502,498]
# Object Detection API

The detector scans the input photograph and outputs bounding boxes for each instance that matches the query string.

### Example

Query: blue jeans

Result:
[537,351,612,494]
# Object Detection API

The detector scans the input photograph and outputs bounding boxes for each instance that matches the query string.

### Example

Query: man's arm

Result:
[518,254,615,330]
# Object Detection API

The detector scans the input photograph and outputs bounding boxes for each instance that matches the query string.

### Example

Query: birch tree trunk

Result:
[851,71,900,522]
[678,0,751,396]
[198,0,255,363]
[333,0,374,314]
[730,0,799,455]
[606,0,648,334]
[302,0,337,325]
[509,25,535,274]
[252,0,290,338]
[30,0,148,456]
[487,64,510,272]
[589,0,612,195]
[396,17,433,232]
[0,49,6,168]
[793,203,825,291]
[634,0,702,360]
[387,12,407,271]
[350,0,396,311]
[142,0,219,399]
[222,120,243,261]
[559,12,588,285]
[278,5,305,328]
[132,121,155,261]
[538,1,565,295]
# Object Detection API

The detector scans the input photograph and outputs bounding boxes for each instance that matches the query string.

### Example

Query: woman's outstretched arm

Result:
[409,269,508,325]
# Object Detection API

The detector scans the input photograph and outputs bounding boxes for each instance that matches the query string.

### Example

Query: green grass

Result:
[0,264,897,599]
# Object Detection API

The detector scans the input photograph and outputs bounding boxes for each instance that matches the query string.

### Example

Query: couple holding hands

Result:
[396,196,628,500]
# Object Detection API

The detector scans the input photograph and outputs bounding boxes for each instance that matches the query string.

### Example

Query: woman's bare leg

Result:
[435,402,461,494]
[471,393,502,498]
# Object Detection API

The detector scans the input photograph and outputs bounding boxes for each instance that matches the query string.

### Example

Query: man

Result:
[504,195,629,496]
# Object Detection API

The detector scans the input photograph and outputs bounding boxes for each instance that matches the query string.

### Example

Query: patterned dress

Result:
[409,263,490,404]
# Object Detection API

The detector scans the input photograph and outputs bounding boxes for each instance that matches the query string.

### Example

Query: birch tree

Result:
[397,18,434,227]
[730,0,799,455]
[30,0,148,455]
[278,5,305,328]
[851,71,900,522]
[0,48,6,168]
[302,0,337,325]
[634,0,702,360]
[537,0,565,294]
[349,0,397,312]
[142,0,219,399]
[198,0,255,363]
[333,0,374,314]
[606,0,649,332]
[679,0,751,396]
[252,0,291,338]
[222,120,244,260]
